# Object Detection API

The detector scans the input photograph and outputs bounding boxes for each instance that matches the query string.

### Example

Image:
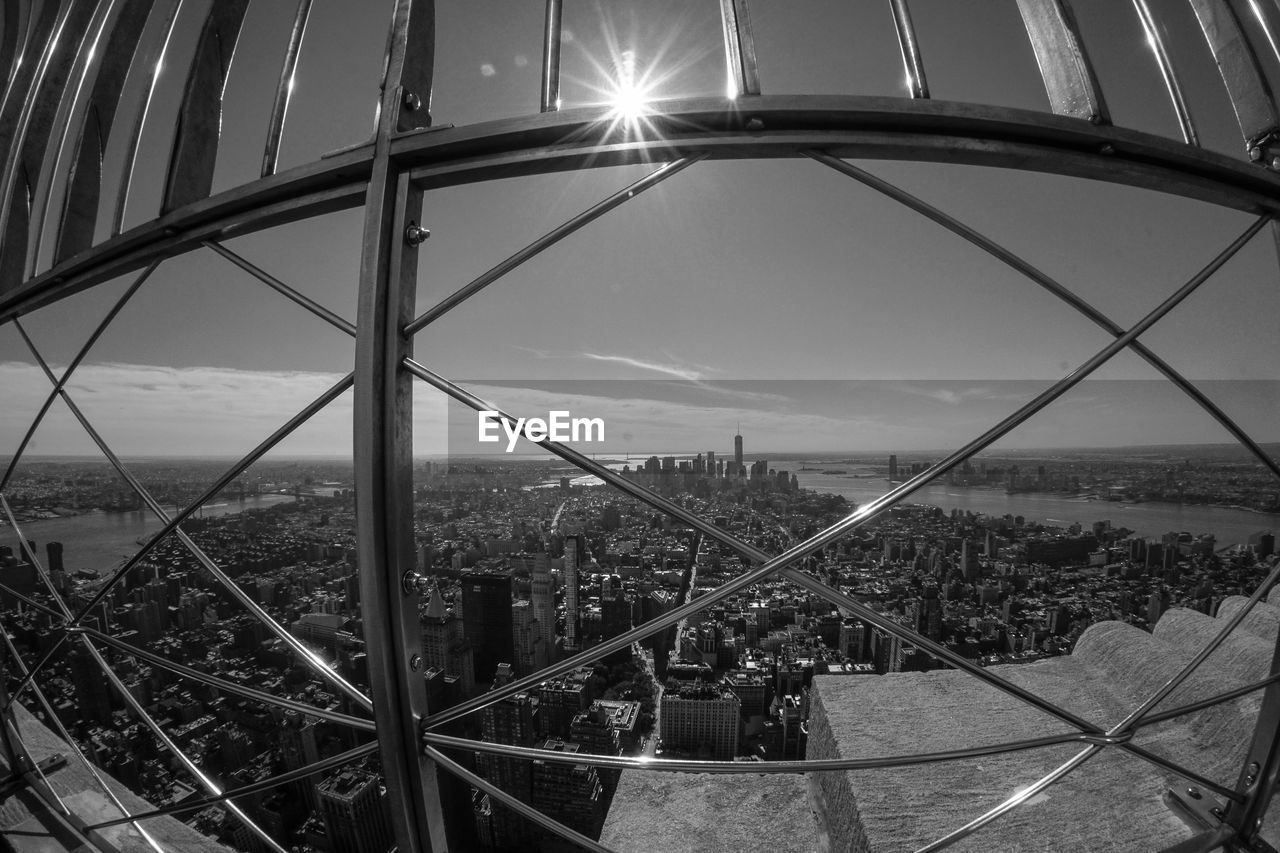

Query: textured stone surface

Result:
[599,770,822,852]
[1,703,231,853]
[808,607,1280,852]
[1219,596,1280,645]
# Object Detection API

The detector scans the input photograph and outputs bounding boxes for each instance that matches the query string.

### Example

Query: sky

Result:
[3,0,1280,459]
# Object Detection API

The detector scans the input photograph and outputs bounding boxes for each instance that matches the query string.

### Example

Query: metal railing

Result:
[2,2,1280,852]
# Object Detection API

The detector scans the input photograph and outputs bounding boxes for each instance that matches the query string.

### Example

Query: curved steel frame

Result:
[4,2,1280,852]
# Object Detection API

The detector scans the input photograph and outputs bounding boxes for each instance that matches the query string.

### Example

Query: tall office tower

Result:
[529,553,556,661]
[563,535,581,651]
[889,454,898,482]
[705,451,716,478]
[659,681,741,760]
[462,572,514,686]
[734,430,744,477]
[45,541,63,574]
[569,703,623,802]
[317,769,393,853]
[511,599,547,675]
[421,588,476,696]
[537,669,591,739]
[68,646,113,723]
[477,668,539,849]
[279,710,323,812]
[531,739,605,841]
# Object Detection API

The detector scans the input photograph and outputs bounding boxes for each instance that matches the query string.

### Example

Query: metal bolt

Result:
[1211,806,1225,819]
[1098,143,1115,156]
[409,654,422,672]
[1250,146,1265,162]
[1270,156,1280,171]
[403,91,422,112]
[1245,761,1260,787]
[405,222,430,246]
[745,116,765,132]
[403,571,430,596]
[1187,787,1202,800]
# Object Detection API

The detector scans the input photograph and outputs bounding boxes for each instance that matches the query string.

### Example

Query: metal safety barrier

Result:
[2,1,1280,852]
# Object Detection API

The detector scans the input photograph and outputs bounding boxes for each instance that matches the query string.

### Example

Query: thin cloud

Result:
[580,352,706,381]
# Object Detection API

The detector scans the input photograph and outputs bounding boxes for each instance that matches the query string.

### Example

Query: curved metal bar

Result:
[72,626,376,731]
[916,746,1100,853]
[262,0,314,178]
[424,745,615,853]
[806,152,1280,483]
[1131,0,1198,146]
[111,0,183,235]
[416,216,1264,731]
[540,0,563,112]
[0,1,30,112]
[160,0,251,213]
[403,155,706,335]
[889,0,929,99]
[404,357,1103,737]
[6,328,370,711]
[0,615,165,853]
[0,258,158,492]
[77,631,288,853]
[1113,561,1280,732]
[202,240,356,336]
[1135,672,1280,729]
[84,741,379,830]
[424,730,1096,773]
[54,0,159,264]
[12,94,1280,320]
[1188,0,1280,157]
[28,0,119,277]
[1015,0,1109,123]
[0,0,99,290]
[718,0,760,97]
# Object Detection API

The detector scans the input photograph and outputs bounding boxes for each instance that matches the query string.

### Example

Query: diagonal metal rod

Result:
[0,259,159,491]
[424,745,614,853]
[202,240,356,336]
[1113,560,1280,732]
[403,155,706,335]
[419,212,1264,731]
[0,625,166,853]
[72,626,376,732]
[889,0,930,98]
[85,741,378,830]
[1135,671,1280,729]
[8,325,373,712]
[0,580,69,622]
[0,505,167,852]
[917,746,1101,853]
[1120,741,1241,802]
[77,631,288,853]
[807,152,1280,482]
[423,730,1117,773]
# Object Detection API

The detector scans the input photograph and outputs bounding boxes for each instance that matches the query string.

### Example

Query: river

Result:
[7,495,297,573]
[790,469,1276,546]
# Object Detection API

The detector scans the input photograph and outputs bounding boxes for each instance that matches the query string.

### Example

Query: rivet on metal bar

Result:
[404,221,429,245]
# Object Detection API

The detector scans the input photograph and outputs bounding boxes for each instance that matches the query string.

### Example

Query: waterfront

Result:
[8,495,297,572]
[790,469,1276,546]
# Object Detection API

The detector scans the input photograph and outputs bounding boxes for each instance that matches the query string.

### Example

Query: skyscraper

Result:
[317,769,393,853]
[462,572,514,686]
[529,552,556,661]
[564,535,582,651]
[889,454,898,483]
[734,429,744,477]
[422,587,475,696]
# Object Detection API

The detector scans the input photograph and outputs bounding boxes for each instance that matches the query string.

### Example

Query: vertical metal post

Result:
[718,0,761,97]
[540,0,562,112]
[1223,621,1280,846]
[888,0,930,99]
[356,1,444,851]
